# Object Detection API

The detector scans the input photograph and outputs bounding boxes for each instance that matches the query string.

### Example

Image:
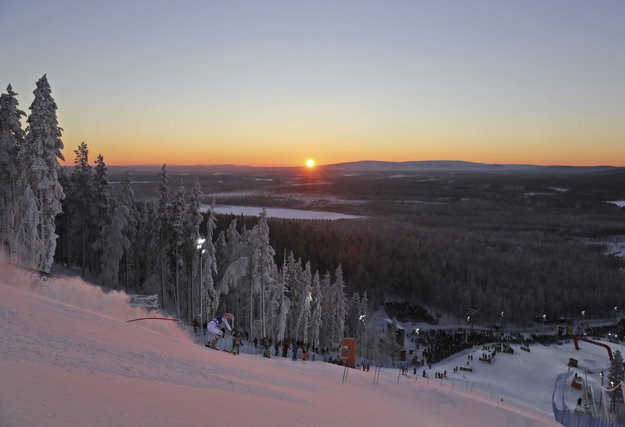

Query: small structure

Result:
[341,338,356,369]
[128,294,159,311]
[571,375,583,390]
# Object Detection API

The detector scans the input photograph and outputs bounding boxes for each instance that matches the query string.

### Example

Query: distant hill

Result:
[321,160,621,175]
[95,161,621,176]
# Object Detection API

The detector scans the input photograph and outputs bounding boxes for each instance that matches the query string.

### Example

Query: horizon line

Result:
[61,160,625,169]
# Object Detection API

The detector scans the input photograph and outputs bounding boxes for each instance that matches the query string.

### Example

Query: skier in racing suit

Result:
[207,313,233,347]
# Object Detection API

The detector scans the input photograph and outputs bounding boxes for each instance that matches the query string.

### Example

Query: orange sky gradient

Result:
[58,118,625,167]
[3,1,624,168]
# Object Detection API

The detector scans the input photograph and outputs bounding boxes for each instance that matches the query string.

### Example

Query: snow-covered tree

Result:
[186,178,203,322]
[9,177,40,267]
[300,261,312,343]
[320,270,332,349]
[249,209,275,338]
[117,171,138,292]
[70,142,93,275]
[379,317,403,360]
[346,291,362,339]
[21,75,65,271]
[136,199,160,295]
[214,230,227,272]
[285,252,304,339]
[224,219,242,265]
[170,178,186,318]
[273,252,291,343]
[216,219,249,325]
[199,208,218,324]
[264,259,286,342]
[308,271,322,349]
[98,206,130,289]
[0,84,27,256]
[333,264,346,344]
[92,154,113,276]
[157,164,170,310]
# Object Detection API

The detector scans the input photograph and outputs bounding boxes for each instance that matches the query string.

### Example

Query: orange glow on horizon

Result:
[59,127,625,168]
[57,141,625,168]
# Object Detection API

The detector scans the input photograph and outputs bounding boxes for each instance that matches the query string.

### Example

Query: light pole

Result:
[542,314,547,333]
[197,238,206,334]
[614,306,618,322]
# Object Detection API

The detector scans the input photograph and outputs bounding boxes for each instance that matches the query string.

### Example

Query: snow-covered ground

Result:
[607,201,625,208]
[6,263,625,426]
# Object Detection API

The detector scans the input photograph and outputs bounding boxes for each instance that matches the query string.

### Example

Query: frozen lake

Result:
[201,204,362,220]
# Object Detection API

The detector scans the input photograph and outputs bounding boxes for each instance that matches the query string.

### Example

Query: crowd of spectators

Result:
[408,328,528,365]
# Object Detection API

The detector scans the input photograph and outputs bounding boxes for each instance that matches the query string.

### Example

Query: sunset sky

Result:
[1,0,624,167]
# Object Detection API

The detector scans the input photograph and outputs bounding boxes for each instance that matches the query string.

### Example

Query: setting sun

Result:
[306,159,315,168]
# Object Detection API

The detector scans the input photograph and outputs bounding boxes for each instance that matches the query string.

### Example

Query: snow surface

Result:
[608,201,625,208]
[201,204,362,220]
[1,262,564,426]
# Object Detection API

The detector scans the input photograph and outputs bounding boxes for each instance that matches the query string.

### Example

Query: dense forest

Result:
[3,76,625,344]
[0,78,366,354]
[215,169,625,326]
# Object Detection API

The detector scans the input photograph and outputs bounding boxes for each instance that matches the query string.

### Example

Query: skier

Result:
[206,313,233,348]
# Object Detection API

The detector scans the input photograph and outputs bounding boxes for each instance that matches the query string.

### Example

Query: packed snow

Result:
[0,262,563,426]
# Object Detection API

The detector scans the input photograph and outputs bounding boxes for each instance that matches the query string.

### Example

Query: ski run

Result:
[9,261,625,426]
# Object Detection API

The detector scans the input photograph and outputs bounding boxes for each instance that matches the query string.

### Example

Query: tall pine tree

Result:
[92,154,112,276]
[70,142,93,275]
[170,178,186,318]
[22,75,65,271]
[0,84,27,256]
[157,164,170,310]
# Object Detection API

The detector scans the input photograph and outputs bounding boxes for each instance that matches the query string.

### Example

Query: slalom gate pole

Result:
[342,359,348,384]
[397,369,401,384]
[126,317,179,323]
[345,363,350,382]
[375,365,380,385]
[372,365,377,385]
